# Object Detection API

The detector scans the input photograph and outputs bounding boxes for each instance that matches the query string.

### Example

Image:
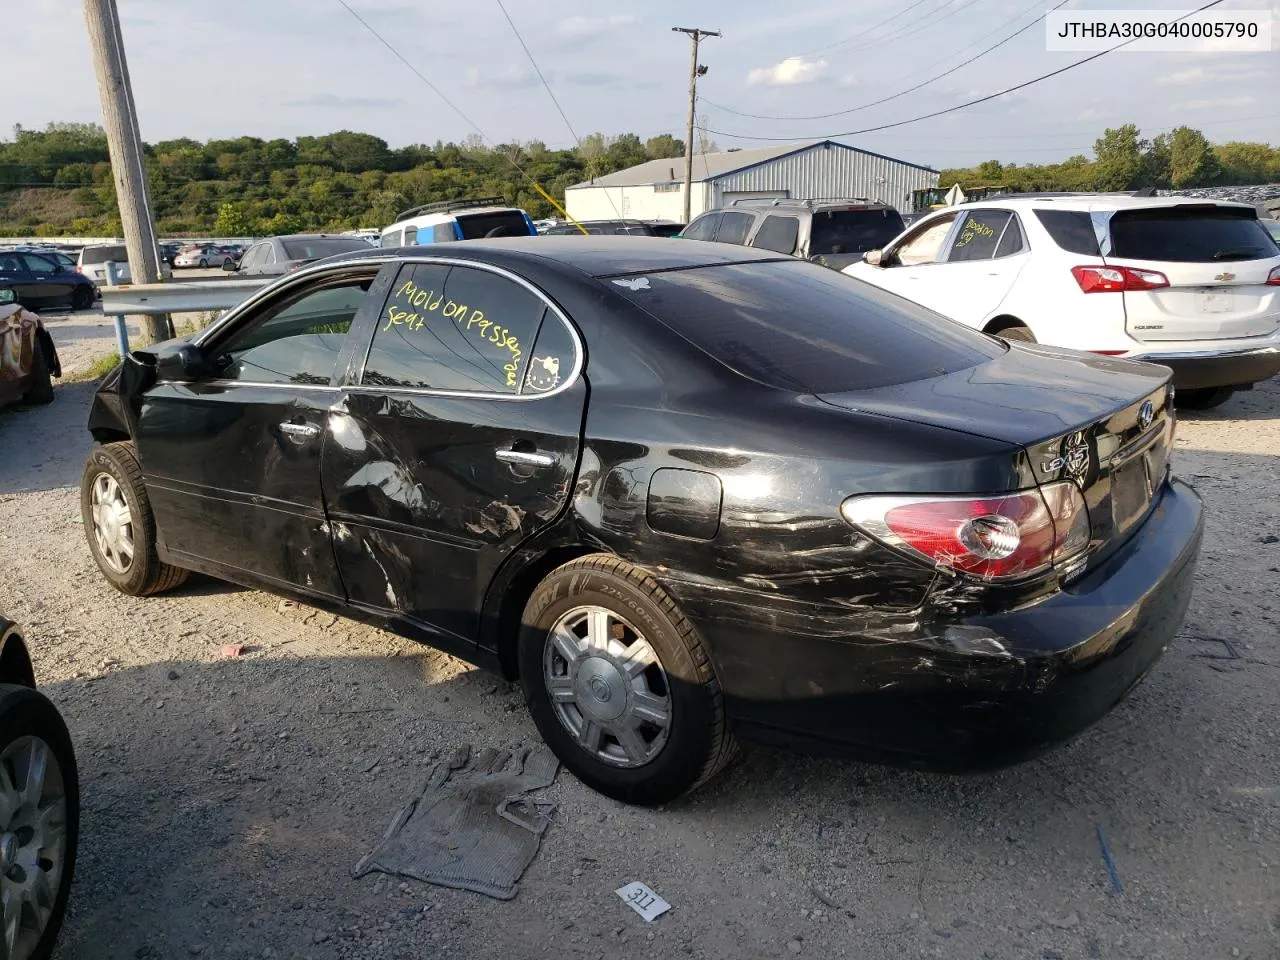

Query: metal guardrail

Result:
[100,278,272,315]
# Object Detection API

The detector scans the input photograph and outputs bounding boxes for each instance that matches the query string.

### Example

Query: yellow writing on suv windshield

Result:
[384,277,523,386]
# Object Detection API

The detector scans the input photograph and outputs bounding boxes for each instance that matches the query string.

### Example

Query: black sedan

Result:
[79,238,1203,804]
[0,250,97,311]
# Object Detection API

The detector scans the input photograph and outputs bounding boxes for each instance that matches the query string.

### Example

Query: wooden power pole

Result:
[671,26,720,224]
[84,0,171,344]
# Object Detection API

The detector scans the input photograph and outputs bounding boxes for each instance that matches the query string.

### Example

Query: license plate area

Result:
[1197,288,1233,314]
[1111,458,1153,534]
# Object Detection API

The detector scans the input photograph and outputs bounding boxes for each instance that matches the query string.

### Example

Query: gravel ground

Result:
[1,325,1277,960]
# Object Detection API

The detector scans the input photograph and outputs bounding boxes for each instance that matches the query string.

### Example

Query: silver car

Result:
[173,244,234,268]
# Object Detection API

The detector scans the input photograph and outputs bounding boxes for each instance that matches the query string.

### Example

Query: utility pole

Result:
[671,26,719,224]
[84,0,171,345]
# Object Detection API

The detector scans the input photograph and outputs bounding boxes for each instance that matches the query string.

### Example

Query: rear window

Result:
[1034,210,1100,256]
[606,259,1003,392]
[80,244,128,264]
[809,208,905,256]
[1108,207,1278,263]
[280,238,371,259]
[648,223,684,238]
[456,211,533,240]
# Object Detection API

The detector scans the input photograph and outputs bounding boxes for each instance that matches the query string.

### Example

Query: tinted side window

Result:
[212,278,370,384]
[363,264,544,394]
[262,244,277,264]
[681,214,720,241]
[947,211,1012,262]
[607,260,1002,393]
[0,253,22,273]
[20,254,58,272]
[403,226,419,245]
[751,215,799,255]
[382,229,403,248]
[994,215,1025,258]
[433,223,456,242]
[715,212,755,246]
[1034,210,1100,256]
[523,311,577,394]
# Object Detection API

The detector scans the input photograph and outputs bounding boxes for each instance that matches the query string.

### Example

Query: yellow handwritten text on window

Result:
[383,277,523,386]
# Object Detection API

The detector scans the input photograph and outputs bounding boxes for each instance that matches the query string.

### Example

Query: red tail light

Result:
[1267,266,1280,286]
[841,481,1091,580]
[1072,265,1169,293]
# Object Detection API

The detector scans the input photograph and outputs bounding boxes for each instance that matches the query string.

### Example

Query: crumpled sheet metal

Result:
[354,744,560,901]
[0,303,39,389]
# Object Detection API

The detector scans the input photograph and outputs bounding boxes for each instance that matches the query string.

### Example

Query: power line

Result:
[797,0,945,57]
[702,0,1228,142]
[822,0,989,59]
[702,0,1069,123]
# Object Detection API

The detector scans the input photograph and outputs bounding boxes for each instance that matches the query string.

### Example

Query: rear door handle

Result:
[495,448,555,468]
[279,421,320,439]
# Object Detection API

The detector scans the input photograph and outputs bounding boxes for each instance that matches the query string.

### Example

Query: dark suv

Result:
[544,219,684,237]
[679,199,906,270]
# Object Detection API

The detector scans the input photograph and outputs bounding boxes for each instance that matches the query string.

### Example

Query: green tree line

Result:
[0,122,685,237]
[939,124,1278,193]
[1,121,1274,237]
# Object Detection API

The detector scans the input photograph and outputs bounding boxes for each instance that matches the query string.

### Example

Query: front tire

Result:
[0,684,79,960]
[518,555,735,805]
[1175,387,1234,410]
[70,286,93,311]
[22,343,54,405]
[198,259,207,269]
[80,442,189,596]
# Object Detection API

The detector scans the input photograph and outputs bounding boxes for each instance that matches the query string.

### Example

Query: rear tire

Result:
[1175,387,1234,410]
[70,286,93,311]
[997,324,1036,342]
[0,684,79,960]
[198,259,208,269]
[22,341,54,405]
[518,554,736,806]
[81,442,189,596]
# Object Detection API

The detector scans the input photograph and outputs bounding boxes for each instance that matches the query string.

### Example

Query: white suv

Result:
[844,195,1280,409]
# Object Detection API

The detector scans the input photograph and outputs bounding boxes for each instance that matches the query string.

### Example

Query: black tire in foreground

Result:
[0,683,80,960]
[70,286,93,311]
[1174,387,1234,411]
[80,442,189,596]
[518,554,736,805]
[22,342,54,406]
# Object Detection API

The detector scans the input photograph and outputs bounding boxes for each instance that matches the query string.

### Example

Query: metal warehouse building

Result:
[564,140,939,223]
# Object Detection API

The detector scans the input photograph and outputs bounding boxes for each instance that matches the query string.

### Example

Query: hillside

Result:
[1,121,1276,236]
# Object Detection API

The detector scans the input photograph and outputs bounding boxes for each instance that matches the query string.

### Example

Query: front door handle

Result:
[279,421,320,439]
[495,448,555,469]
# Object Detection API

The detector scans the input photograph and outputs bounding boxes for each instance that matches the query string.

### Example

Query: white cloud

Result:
[466,65,538,91]
[1172,95,1257,111]
[747,56,828,86]
[837,73,859,88]
[1159,67,1208,86]
[557,14,637,39]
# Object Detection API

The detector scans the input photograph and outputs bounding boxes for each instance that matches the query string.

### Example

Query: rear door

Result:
[930,209,1031,328]
[1106,204,1280,342]
[19,254,74,306]
[322,259,587,643]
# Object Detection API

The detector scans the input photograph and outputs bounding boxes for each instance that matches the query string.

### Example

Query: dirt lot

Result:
[1,320,1278,959]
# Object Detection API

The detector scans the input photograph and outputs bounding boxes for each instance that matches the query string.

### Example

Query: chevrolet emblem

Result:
[1214,272,1236,281]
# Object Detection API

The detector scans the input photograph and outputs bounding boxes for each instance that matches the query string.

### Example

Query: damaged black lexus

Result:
[80,237,1203,805]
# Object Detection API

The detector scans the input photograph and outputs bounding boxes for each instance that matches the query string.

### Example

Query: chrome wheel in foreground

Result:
[0,735,68,960]
[90,472,133,575]
[542,605,673,768]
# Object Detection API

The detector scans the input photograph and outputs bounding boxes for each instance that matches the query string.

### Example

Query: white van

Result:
[380,197,537,248]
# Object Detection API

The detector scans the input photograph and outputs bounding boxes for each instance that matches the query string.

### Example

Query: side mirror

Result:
[153,342,207,382]
[222,258,238,271]
[863,249,885,266]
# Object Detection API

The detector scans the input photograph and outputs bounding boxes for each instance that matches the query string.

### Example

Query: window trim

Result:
[352,258,584,403]
[941,209,1025,264]
[887,212,961,268]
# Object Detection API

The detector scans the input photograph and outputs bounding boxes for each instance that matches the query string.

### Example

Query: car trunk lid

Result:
[1106,204,1280,342]
[816,342,1176,571]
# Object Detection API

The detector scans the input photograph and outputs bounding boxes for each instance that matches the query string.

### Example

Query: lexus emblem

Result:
[1043,431,1090,477]
[1214,272,1235,281]
[1139,400,1155,430]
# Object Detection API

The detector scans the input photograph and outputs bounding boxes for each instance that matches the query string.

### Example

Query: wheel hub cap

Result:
[89,472,134,575]
[542,605,673,769]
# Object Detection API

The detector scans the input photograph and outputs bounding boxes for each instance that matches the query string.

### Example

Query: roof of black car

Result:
[320,236,786,278]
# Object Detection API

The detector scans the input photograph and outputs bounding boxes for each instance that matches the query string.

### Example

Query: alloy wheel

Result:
[90,473,134,575]
[0,735,68,960]
[542,605,673,768]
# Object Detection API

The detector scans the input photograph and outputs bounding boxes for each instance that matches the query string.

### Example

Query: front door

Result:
[851,212,959,310]
[136,266,383,598]
[322,259,587,643]
[19,254,75,307]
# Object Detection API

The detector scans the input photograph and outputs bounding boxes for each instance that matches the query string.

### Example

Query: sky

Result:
[6,0,1278,170]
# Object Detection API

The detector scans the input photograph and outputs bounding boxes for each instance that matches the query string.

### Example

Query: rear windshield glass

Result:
[281,238,371,259]
[1108,207,1278,262]
[457,211,533,240]
[80,244,128,264]
[607,260,1002,392]
[809,208,905,256]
